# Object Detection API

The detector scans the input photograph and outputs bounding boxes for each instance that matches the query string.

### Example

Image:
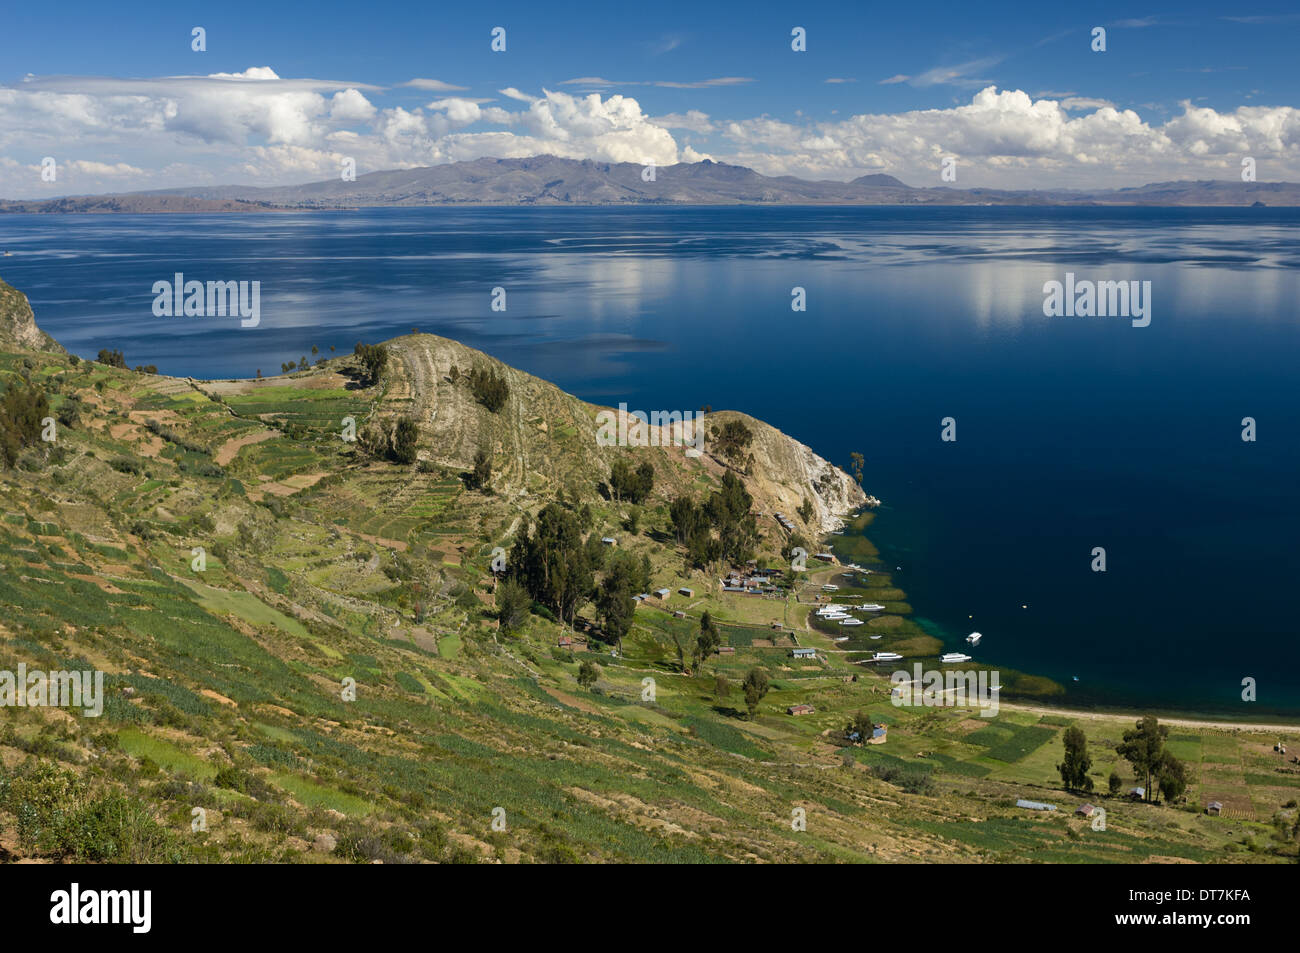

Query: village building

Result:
[1016,799,1058,812]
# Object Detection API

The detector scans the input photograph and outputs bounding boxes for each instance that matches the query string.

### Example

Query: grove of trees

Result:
[668,471,758,569]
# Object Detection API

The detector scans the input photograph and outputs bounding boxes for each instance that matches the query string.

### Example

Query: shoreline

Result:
[996,699,1300,734]
[819,515,1300,735]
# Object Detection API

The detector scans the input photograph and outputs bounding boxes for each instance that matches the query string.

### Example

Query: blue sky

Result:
[2,0,1298,195]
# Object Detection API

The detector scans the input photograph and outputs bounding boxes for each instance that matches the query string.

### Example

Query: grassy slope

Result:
[0,340,1297,864]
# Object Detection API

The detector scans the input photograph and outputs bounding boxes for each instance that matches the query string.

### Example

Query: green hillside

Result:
[0,291,1296,864]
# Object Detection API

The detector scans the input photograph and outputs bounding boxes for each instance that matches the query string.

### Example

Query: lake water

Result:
[3,206,1299,716]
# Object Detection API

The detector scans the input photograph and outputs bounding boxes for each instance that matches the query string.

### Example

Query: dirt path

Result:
[214,428,279,465]
[997,700,1300,734]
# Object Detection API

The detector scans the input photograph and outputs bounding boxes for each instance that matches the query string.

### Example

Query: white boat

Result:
[839,618,864,626]
[822,613,849,621]
[871,651,903,662]
[821,584,839,591]
[832,636,850,642]
[858,603,886,612]
[966,631,983,645]
[939,652,972,663]
[869,634,882,640]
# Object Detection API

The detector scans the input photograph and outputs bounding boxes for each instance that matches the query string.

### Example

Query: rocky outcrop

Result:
[377,334,868,533]
[0,276,65,354]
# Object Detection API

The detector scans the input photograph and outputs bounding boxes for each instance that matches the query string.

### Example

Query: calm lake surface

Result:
[4,206,1299,716]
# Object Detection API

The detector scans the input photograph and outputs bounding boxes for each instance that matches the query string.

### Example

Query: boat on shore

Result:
[839,618,864,626]
[871,651,903,662]
[858,603,886,612]
[940,652,972,663]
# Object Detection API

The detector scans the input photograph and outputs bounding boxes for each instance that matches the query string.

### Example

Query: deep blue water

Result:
[3,206,1299,716]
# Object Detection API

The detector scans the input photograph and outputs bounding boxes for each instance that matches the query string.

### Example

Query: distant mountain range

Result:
[4,156,1297,211]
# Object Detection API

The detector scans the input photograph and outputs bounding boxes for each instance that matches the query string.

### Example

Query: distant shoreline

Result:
[4,156,1298,211]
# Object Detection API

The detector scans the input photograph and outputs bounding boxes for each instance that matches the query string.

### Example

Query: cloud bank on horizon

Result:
[1,4,1297,198]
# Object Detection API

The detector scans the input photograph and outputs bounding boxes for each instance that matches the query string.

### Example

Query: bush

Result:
[110,456,145,475]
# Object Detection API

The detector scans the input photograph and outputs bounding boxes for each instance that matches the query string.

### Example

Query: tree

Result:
[510,504,594,627]
[1116,715,1169,802]
[622,506,641,535]
[595,551,641,646]
[712,419,753,469]
[391,416,419,464]
[668,493,704,545]
[742,668,769,719]
[797,497,815,523]
[714,674,730,699]
[576,660,599,690]
[781,533,808,565]
[845,710,873,744]
[496,578,531,634]
[353,342,388,384]
[464,449,492,491]
[1107,769,1123,797]
[609,458,654,503]
[96,348,126,368]
[1156,751,1188,804]
[467,367,509,412]
[670,631,687,673]
[694,611,721,671]
[1057,726,1094,792]
[849,452,865,484]
[0,380,50,468]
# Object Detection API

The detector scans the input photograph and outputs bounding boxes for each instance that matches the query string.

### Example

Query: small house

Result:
[790,647,816,659]
[1128,787,1146,801]
[678,587,693,597]
[601,537,617,546]
[870,725,887,744]
[653,588,671,599]
[787,704,815,716]
[1075,804,1096,818]
[716,645,735,655]
[1206,800,1223,816]
[1016,799,1057,812]
[672,610,687,619]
